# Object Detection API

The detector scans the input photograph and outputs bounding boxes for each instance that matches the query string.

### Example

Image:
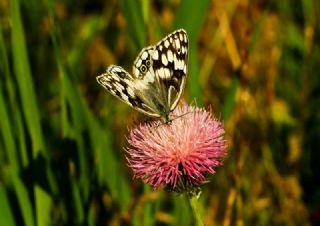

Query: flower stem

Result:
[188,194,204,226]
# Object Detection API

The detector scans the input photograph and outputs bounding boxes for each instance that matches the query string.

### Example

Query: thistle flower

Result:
[126,102,227,192]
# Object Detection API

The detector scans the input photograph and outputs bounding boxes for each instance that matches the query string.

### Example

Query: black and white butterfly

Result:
[96,29,188,123]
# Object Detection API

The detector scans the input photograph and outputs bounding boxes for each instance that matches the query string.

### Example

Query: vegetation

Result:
[0,0,319,225]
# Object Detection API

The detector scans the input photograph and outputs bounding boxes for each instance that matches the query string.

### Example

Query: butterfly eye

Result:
[140,65,147,74]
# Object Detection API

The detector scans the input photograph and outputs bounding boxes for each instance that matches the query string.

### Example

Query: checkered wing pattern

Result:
[96,29,188,122]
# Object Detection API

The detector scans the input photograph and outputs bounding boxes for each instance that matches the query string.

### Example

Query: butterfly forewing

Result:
[96,29,188,122]
[151,29,188,112]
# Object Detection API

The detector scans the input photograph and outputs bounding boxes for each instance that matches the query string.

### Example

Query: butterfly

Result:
[96,29,188,123]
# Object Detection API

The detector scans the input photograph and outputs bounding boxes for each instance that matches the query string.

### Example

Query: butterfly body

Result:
[96,29,188,123]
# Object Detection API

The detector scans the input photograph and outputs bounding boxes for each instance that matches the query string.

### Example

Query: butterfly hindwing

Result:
[97,65,160,117]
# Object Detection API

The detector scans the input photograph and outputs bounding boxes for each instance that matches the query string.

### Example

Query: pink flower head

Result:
[126,102,228,192]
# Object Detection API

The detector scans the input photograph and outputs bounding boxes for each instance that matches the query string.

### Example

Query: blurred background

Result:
[0,0,319,225]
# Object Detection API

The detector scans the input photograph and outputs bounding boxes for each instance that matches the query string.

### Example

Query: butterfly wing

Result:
[151,29,188,112]
[96,65,161,117]
[130,29,189,120]
[96,29,188,121]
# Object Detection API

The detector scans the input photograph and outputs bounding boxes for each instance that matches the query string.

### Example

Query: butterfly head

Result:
[153,102,171,123]
[161,112,171,124]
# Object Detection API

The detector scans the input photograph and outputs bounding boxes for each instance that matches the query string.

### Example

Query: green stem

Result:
[188,194,204,226]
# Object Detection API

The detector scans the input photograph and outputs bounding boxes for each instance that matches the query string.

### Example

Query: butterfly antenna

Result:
[189,98,198,108]
[171,111,192,121]
[154,107,195,129]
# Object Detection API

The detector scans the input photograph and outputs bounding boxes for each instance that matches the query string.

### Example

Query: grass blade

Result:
[11,0,44,157]
[13,176,35,226]
[35,186,52,226]
[0,185,15,226]
[119,0,146,49]
[174,0,211,105]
